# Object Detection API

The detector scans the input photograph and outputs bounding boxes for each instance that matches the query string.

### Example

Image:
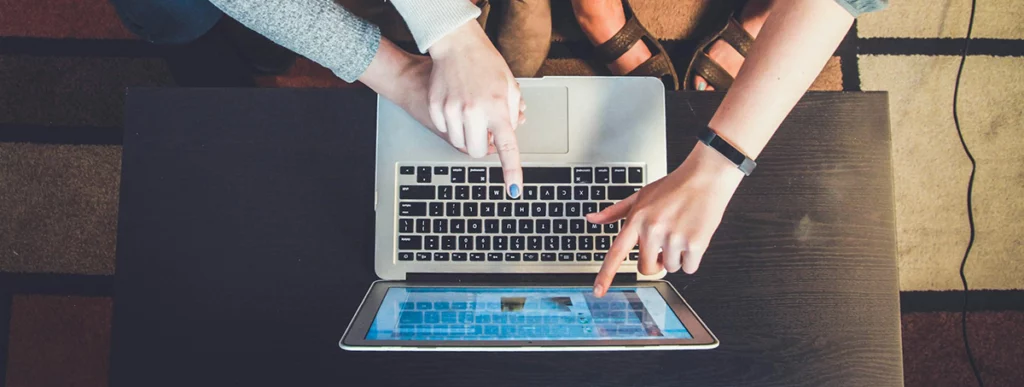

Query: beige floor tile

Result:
[858,0,1024,39]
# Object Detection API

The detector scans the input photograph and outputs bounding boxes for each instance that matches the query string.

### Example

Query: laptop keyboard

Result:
[395,165,643,263]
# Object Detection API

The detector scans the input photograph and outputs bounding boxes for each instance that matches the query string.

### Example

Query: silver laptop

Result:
[340,77,718,351]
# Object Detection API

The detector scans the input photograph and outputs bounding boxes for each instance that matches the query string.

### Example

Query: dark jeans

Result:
[109,0,223,44]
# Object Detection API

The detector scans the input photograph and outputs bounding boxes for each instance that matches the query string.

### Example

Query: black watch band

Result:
[697,126,757,176]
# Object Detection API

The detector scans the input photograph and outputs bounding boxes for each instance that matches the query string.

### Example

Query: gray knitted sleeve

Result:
[208,0,381,83]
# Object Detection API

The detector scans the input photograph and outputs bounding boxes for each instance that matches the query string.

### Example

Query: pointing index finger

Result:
[490,120,523,198]
[593,224,638,297]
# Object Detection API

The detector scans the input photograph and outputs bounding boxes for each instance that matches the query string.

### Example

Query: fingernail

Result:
[509,183,520,198]
[593,284,604,297]
[697,81,707,91]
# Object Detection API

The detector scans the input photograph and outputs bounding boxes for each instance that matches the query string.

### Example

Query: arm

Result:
[590,0,856,295]
[208,0,380,83]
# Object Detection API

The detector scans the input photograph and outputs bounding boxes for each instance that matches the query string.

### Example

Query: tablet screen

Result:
[366,287,692,341]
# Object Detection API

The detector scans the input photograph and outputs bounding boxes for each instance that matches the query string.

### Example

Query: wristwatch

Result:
[697,126,757,176]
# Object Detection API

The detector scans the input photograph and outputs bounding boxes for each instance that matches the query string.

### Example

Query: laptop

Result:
[340,77,718,351]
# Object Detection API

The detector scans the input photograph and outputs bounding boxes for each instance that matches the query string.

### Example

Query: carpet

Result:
[0,0,1021,386]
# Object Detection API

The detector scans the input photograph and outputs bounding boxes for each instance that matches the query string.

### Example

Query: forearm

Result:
[708,0,854,159]
[358,37,419,98]
[388,0,481,53]
[208,0,381,82]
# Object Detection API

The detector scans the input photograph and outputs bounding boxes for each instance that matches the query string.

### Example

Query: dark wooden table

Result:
[111,88,902,387]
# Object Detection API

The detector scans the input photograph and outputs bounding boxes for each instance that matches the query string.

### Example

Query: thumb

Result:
[586,194,636,224]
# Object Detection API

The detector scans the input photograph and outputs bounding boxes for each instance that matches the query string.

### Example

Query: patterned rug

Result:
[0,0,1021,385]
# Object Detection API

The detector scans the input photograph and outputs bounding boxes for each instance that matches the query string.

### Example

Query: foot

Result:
[571,0,651,75]
[495,0,552,77]
[693,0,773,90]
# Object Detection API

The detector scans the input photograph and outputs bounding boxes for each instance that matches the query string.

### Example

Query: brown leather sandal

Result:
[683,11,754,91]
[591,0,680,90]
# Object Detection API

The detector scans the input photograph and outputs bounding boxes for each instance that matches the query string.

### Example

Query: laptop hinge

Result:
[405,273,635,284]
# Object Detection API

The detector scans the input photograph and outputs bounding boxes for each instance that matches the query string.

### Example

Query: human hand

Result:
[427,21,526,197]
[588,143,746,297]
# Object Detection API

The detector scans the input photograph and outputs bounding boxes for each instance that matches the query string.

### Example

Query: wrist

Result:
[685,142,746,186]
[427,21,483,58]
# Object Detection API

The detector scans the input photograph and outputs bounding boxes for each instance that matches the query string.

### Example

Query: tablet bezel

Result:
[340,280,718,351]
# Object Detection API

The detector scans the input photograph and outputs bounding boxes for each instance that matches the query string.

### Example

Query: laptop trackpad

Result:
[516,86,568,154]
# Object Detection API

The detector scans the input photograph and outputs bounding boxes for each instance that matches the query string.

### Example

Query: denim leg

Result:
[108,0,223,44]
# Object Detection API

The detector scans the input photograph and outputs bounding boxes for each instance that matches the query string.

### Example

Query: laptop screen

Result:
[366,287,692,341]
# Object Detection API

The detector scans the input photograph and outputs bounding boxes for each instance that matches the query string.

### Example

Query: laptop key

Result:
[604,222,619,234]
[485,220,499,234]
[587,221,602,234]
[417,167,432,183]
[591,186,606,200]
[450,167,465,183]
[545,236,559,250]
[476,236,490,250]
[536,219,551,234]
[489,186,504,200]
[611,167,627,183]
[446,202,461,216]
[424,236,439,250]
[452,252,468,261]
[459,236,473,250]
[438,185,453,200]
[468,167,487,183]
[548,203,564,217]
[528,236,542,250]
[400,166,415,175]
[462,203,478,217]
[570,219,585,234]
[472,186,487,200]
[434,252,450,261]
[579,236,593,250]
[541,253,557,262]
[540,186,555,200]
[597,236,610,250]
[566,203,581,217]
[498,202,513,217]
[451,219,465,234]
[629,252,640,261]
[432,219,447,233]
[515,203,529,217]
[494,236,508,250]
[399,202,426,216]
[595,167,610,183]
[511,236,525,251]
[429,202,444,217]
[558,253,574,262]
[524,186,538,200]
[481,203,495,217]
[561,236,576,250]
[573,186,589,200]
[487,253,503,261]
[574,167,593,184]
[524,253,539,262]
[442,236,456,250]
[521,167,572,183]
[600,202,613,211]
[434,166,448,175]
[470,252,485,261]
[398,235,422,249]
[416,252,431,261]
[518,219,534,234]
[505,253,521,261]
[399,219,413,233]
[577,253,592,262]
[455,186,469,200]
[531,203,546,217]
[557,186,572,200]
[468,219,482,234]
[553,219,568,234]
[608,186,642,200]
[398,252,414,261]
[399,185,435,200]
[502,220,516,234]
[416,219,430,233]
[594,253,606,261]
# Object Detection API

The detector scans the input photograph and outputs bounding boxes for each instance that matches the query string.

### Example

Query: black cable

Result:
[953,0,983,386]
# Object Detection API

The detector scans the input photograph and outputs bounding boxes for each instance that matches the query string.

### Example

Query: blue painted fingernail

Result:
[509,184,520,198]
[697,81,707,91]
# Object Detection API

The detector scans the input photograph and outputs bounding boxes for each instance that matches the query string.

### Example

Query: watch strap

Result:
[697,126,757,176]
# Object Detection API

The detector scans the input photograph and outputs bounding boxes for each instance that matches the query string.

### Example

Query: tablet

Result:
[340,281,718,351]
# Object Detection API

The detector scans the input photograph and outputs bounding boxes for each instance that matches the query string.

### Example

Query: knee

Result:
[108,0,223,44]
